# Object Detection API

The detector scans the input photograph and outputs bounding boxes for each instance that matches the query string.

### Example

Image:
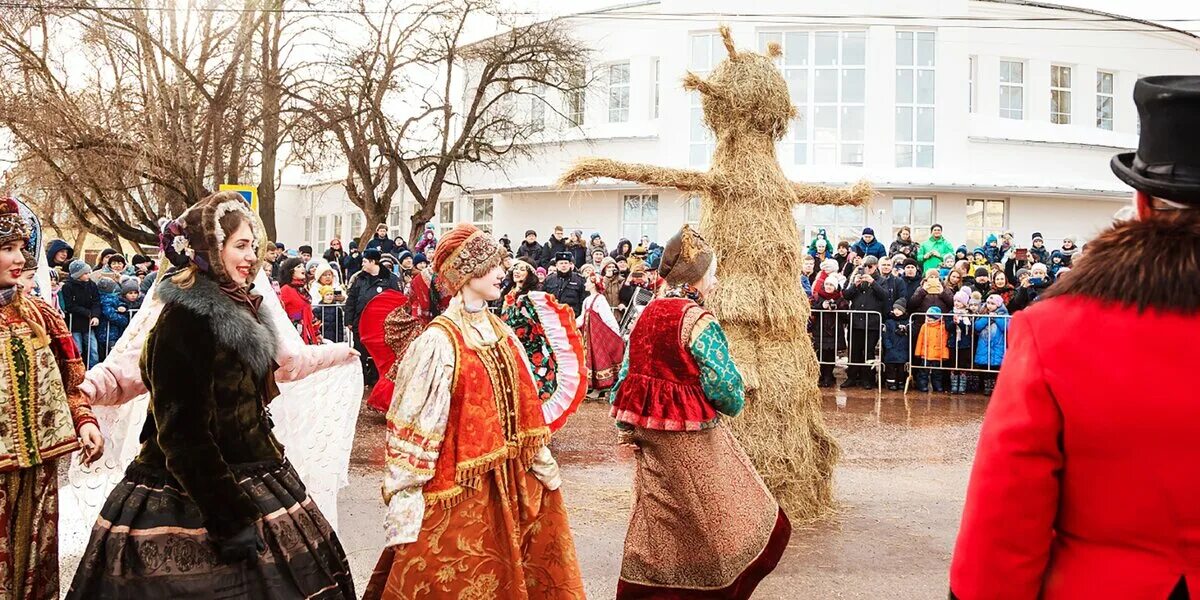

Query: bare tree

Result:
[294,0,590,246]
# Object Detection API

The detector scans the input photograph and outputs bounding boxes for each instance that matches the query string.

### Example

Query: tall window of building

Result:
[651,58,661,119]
[689,33,723,166]
[349,211,363,242]
[685,195,702,228]
[1051,64,1072,125]
[968,55,977,113]
[469,197,493,234]
[891,197,934,242]
[999,60,1025,120]
[530,83,546,132]
[965,198,1007,249]
[388,205,402,239]
[1096,70,1114,131]
[303,216,312,245]
[566,68,585,126]
[331,214,343,243]
[608,62,630,123]
[896,31,935,168]
[622,193,659,242]
[436,201,456,237]
[759,30,866,166]
[797,204,866,246]
[317,215,328,254]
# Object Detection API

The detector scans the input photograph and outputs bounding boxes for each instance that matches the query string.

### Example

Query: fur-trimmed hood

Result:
[1042,211,1200,312]
[156,273,278,376]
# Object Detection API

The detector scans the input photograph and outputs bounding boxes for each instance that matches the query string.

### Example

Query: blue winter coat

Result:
[98,291,130,350]
[946,313,974,350]
[851,237,888,259]
[882,319,910,364]
[983,234,1002,264]
[317,304,346,343]
[973,307,1009,368]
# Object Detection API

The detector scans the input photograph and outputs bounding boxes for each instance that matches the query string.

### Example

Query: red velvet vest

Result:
[611,297,719,431]
[423,314,550,508]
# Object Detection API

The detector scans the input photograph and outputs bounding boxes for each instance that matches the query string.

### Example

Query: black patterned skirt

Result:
[66,460,355,599]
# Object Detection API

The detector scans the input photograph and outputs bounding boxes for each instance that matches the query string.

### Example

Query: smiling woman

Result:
[67,192,355,599]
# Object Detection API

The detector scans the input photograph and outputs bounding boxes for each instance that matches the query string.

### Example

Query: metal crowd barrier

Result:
[902,310,1012,394]
[808,309,885,392]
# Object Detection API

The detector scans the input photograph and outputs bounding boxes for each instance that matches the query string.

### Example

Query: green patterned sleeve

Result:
[611,349,633,431]
[689,319,745,417]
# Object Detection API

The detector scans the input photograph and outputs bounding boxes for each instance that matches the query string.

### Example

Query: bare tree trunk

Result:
[257,5,283,239]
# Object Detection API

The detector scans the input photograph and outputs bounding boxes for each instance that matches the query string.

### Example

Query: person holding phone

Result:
[1007,263,1051,313]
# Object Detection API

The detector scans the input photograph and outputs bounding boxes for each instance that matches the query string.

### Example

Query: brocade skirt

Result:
[66,460,354,599]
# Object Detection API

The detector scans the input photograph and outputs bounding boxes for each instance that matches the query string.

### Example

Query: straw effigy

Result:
[559,26,873,523]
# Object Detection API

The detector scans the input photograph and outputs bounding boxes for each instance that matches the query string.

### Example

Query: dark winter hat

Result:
[862,227,875,236]
[159,191,266,284]
[298,245,313,255]
[413,252,428,266]
[525,229,537,237]
[554,251,573,263]
[274,242,286,250]
[131,254,152,267]
[974,267,989,278]
[120,277,140,295]
[659,225,714,286]
[1016,268,1031,279]
[96,277,118,294]
[1111,76,1200,205]
[349,240,358,250]
[1032,232,1044,241]
[68,260,92,280]
[363,248,382,262]
[590,232,601,241]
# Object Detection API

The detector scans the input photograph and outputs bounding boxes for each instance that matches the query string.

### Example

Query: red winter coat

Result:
[279,282,319,345]
[951,213,1200,600]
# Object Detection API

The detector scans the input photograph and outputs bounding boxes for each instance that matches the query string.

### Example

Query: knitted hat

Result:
[927,306,943,316]
[305,258,322,272]
[0,198,30,248]
[159,191,265,284]
[120,277,141,295]
[974,267,989,277]
[69,260,92,280]
[590,232,601,241]
[535,267,547,278]
[524,229,537,238]
[318,284,334,298]
[96,277,118,294]
[274,242,286,250]
[659,225,715,286]
[954,289,972,305]
[413,252,428,266]
[432,223,505,295]
[1032,232,1044,241]
[862,227,875,236]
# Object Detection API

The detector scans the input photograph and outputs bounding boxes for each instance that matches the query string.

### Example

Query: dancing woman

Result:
[611,225,791,600]
[365,224,585,599]
[68,192,354,598]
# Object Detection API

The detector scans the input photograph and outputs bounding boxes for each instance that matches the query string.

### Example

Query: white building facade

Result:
[277,0,1200,256]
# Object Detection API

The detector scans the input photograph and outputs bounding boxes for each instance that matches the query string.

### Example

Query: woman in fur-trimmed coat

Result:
[68,192,354,599]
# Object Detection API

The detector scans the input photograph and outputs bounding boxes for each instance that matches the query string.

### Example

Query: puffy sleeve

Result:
[36,298,97,432]
[687,314,745,417]
[256,271,356,382]
[949,314,1062,599]
[382,326,454,547]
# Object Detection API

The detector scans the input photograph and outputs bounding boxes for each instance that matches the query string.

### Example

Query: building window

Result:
[471,196,493,234]
[760,30,866,166]
[1051,64,1072,125]
[891,197,934,243]
[796,203,866,246]
[1096,70,1114,131]
[896,31,935,168]
[530,83,546,132]
[388,205,402,239]
[608,62,630,123]
[968,55,976,113]
[349,211,363,242]
[999,60,1024,120]
[685,195,702,228]
[316,215,328,254]
[689,33,723,166]
[622,193,659,242]
[566,68,585,126]
[965,198,1007,250]
[437,200,455,236]
[331,214,343,244]
[651,58,660,119]
[303,216,312,246]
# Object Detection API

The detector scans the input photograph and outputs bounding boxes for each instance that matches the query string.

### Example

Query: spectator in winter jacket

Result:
[94,248,117,271]
[851,227,888,259]
[811,258,842,297]
[807,228,830,256]
[45,238,74,274]
[542,226,569,269]
[413,252,429,272]
[875,256,907,317]
[963,267,992,295]
[62,260,102,367]
[414,224,437,254]
[918,224,954,273]
[278,257,320,345]
[323,237,348,281]
[516,230,548,267]
[95,277,125,359]
[812,277,848,388]
[971,248,991,275]
[909,270,955,315]
[946,290,974,395]
[983,234,1002,265]
[543,251,586,315]
[955,245,970,264]
[590,249,607,272]
[834,241,852,273]
[897,259,922,304]
[97,253,127,284]
[298,245,314,265]
[914,306,950,392]
[1008,263,1052,313]
[567,230,588,268]
[365,223,396,255]
[1049,250,1068,276]
[343,240,363,278]
[881,297,910,390]
[1059,235,1080,265]
[130,254,154,278]
[989,271,1016,306]
[609,238,633,261]
[800,255,815,297]
[973,295,1009,395]
[589,233,608,259]
[843,256,888,388]
[316,287,346,343]
[809,238,836,264]
[1030,232,1050,266]
[945,269,965,295]
[889,226,919,259]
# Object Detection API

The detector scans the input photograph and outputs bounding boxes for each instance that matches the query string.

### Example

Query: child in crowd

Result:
[61,260,101,367]
[120,276,143,310]
[973,294,1010,396]
[938,255,955,279]
[316,285,346,343]
[881,301,909,391]
[1049,250,1067,277]
[812,277,848,388]
[95,277,125,361]
[914,306,950,392]
[946,290,974,396]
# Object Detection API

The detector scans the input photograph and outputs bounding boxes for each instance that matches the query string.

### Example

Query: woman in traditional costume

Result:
[0,197,103,600]
[578,273,623,392]
[611,224,791,600]
[68,192,355,598]
[364,224,585,600]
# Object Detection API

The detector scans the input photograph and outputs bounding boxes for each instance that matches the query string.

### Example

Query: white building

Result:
[278,0,1200,256]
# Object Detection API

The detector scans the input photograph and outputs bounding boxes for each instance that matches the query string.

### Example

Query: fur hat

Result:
[96,276,118,294]
[363,248,382,262]
[432,223,505,295]
[160,191,265,284]
[659,225,714,286]
[0,198,30,248]
[69,260,92,280]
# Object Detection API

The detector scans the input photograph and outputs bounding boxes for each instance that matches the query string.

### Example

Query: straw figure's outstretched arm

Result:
[791,179,875,207]
[559,158,717,194]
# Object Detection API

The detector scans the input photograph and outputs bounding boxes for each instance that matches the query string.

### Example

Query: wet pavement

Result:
[339,386,988,599]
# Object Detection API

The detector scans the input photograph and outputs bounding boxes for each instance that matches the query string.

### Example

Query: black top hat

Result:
[1111,76,1200,204]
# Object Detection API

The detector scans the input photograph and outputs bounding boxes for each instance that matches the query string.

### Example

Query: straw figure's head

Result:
[684,26,794,142]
